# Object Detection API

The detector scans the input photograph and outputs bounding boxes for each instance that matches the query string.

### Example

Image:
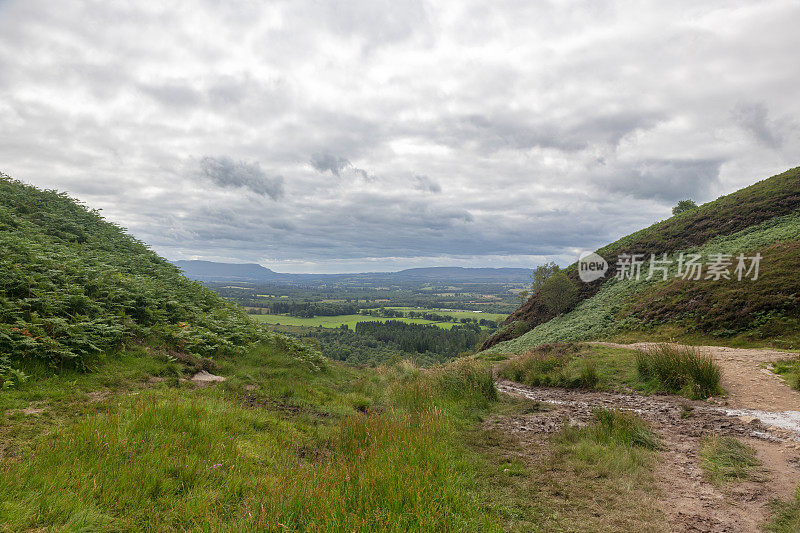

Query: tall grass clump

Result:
[580,408,659,450]
[499,343,599,389]
[390,357,496,416]
[435,358,497,405]
[636,344,722,399]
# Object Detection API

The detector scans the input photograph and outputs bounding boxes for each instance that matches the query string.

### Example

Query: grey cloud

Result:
[732,102,782,149]
[310,153,350,176]
[602,159,724,202]
[199,157,284,199]
[413,175,441,193]
[420,110,664,154]
[310,153,377,181]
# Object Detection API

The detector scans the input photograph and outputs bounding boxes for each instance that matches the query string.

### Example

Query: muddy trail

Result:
[492,343,800,533]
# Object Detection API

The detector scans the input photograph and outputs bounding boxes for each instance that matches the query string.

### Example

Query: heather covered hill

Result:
[483,166,800,352]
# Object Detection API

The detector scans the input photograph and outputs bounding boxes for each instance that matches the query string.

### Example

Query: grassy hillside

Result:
[483,167,800,352]
[0,173,321,384]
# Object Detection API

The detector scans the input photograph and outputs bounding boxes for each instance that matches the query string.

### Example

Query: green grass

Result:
[699,435,761,484]
[251,312,459,329]
[468,406,665,532]
[560,408,659,450]
[635,344,722,399]
[0,345,500,532]
[498,343,662,394]
[496,343,722,400]
[766,485,800,532]
[771,357,800,391]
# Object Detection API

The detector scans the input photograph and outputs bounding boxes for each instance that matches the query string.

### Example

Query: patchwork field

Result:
[385,306,508,322]
[251,313,454,329]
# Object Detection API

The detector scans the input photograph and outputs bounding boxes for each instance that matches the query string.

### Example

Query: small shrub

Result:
[510,321,531,338]
[539,272,579,315]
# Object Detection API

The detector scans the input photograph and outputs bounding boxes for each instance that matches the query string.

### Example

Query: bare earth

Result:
[493,343,800,533]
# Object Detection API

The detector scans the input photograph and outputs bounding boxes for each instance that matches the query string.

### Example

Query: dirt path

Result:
[594,342,800,412]
[494,342,800,532]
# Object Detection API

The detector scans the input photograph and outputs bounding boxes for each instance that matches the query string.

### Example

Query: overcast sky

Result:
[1,1,798,273]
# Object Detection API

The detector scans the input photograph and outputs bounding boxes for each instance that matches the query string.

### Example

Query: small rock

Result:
[191,370,226,386]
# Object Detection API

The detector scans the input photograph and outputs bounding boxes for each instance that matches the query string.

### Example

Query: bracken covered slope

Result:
[0,173,319,374]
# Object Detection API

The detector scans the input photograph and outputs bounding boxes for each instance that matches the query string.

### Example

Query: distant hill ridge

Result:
[482,166,800,351]
[172,261,533,283]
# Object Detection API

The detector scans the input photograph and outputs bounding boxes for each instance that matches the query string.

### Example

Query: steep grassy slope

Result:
[0,173,320,381]
[483,166,800,352]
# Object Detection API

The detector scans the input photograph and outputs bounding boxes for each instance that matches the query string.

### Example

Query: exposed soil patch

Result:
[495,365,800,532]
[235,392,331,420]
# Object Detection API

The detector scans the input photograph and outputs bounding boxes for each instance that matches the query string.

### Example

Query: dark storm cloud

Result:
[199,157,284,200]
[1,0,799,272]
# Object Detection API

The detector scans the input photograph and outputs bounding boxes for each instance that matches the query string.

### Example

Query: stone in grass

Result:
[191,370,226,387]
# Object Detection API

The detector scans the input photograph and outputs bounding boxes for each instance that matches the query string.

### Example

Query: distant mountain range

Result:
[171,260,533,284]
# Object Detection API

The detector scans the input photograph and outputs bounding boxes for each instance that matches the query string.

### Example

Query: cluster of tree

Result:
[307,321,485,366]
[359,307,498,327]
[211,281,522,315]
[355,320,482,357]
[360,307,405,318]
[248,301,360,317]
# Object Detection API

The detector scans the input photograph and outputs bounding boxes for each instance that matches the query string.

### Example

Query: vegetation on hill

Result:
[0,173,321,380]
[483,167,800,352]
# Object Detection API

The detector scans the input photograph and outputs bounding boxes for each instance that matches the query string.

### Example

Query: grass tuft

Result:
[498,343,602,389]
[767,485,800,532]
[636,344,722,399]
[772,357,800,391]
[699,435,760,484]
[564,408,660,450]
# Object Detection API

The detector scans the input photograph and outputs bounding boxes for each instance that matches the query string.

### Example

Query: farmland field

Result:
[385,306,508,322]
[250,313,454,329]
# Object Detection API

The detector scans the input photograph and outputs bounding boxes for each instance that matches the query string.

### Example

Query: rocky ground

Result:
[490,343,800,532]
